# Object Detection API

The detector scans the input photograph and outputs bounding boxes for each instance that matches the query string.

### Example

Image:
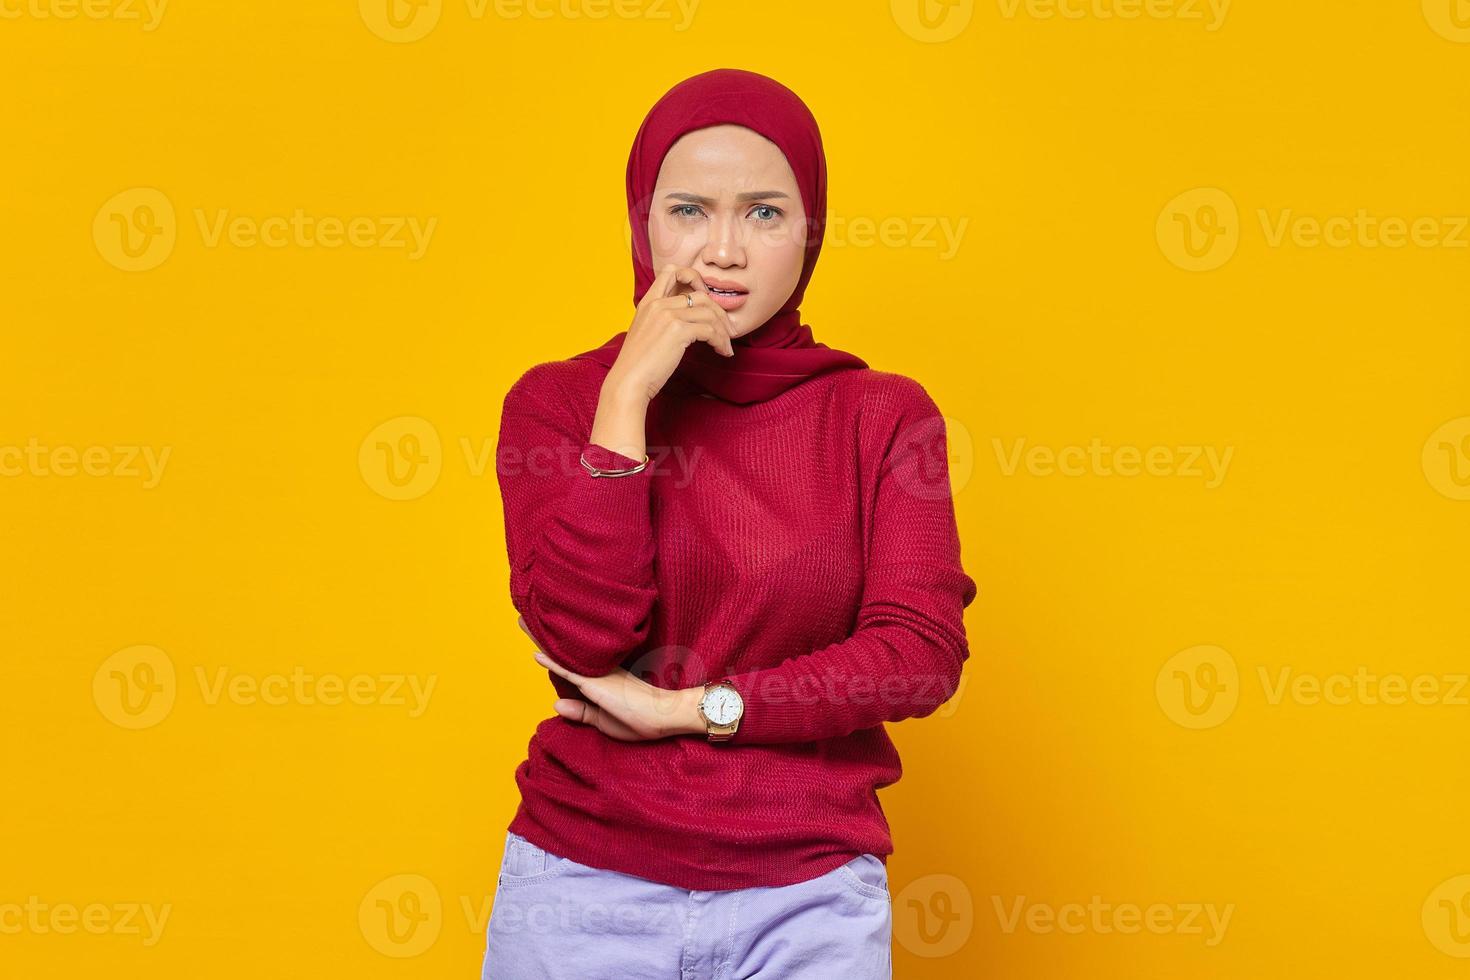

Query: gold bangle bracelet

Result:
[579,452,650,478]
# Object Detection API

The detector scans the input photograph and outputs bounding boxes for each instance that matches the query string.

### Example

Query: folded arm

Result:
[496,363,657,678]
[721,380,978,743]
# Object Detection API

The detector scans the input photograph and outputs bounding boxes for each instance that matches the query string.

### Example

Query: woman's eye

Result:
[669,204,782,222]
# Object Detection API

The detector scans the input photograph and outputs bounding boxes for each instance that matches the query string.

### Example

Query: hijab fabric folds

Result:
[572,68,867,405]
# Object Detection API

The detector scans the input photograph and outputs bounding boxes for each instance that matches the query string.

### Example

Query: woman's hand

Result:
[518,616,702,741]
[605,264,737,404]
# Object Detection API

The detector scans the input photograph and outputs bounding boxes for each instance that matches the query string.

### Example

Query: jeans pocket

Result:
[498,831,573,888]
[834,853,890,902]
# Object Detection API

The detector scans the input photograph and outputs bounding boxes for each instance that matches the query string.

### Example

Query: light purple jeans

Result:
[480,830,893,979]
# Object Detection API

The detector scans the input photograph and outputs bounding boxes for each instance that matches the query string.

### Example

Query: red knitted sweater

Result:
[495,355,978,891]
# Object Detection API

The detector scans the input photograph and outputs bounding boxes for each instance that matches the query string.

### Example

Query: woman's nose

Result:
[701,216,745,266]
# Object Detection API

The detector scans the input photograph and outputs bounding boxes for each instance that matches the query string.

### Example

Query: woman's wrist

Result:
[599,372,651,413]
[591,377,651,462]
[665,686,707,737]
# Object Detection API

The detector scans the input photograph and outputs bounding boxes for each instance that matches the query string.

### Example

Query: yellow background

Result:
[3,0,1468,976]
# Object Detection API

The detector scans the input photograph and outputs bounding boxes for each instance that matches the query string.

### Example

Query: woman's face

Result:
[647,124,808,338]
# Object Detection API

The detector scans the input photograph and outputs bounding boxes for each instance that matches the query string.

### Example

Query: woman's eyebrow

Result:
[664,191,791,205]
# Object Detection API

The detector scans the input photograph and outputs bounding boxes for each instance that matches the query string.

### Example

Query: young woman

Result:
[484,68,977,979]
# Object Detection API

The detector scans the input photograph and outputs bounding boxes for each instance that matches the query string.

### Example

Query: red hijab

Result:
[572,68,867,405]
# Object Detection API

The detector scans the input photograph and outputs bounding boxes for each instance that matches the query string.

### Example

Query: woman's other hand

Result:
[604,264,736,405]
[518,616,701,741]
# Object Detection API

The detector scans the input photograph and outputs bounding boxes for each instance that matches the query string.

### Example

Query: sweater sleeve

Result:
[721,379,978,743]
[495,363,658,678]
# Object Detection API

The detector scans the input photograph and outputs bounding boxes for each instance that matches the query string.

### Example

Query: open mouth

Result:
[704,284,749,311]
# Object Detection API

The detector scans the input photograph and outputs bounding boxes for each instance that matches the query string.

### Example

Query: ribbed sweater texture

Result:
[496,356,978,891]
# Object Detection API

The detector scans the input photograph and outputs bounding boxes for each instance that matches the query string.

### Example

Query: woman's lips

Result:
[707,287,747,312]
[703,280,748,311]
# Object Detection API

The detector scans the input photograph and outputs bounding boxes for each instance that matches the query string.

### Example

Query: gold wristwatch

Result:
[698,680,745,742]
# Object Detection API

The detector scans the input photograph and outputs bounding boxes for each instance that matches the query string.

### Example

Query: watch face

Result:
[702,685,744,725]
